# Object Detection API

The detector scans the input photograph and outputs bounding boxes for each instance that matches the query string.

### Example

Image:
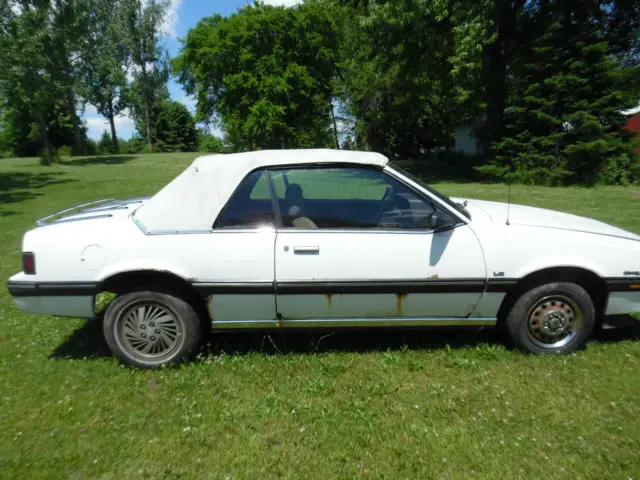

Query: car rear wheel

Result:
[505,282,595,354]
[103,291,203,368]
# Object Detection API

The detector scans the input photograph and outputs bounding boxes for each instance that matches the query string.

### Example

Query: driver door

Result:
[270,166,487,324]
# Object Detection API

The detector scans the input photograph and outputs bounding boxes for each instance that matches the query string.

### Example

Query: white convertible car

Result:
[7,149,640,368]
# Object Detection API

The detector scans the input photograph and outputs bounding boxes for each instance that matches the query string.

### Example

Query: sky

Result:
[83,0,302,141]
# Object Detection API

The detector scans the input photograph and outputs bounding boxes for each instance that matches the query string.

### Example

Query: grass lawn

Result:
[1,152,640,479]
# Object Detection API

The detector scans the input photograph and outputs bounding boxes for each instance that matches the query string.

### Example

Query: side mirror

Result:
[417,211,451,231]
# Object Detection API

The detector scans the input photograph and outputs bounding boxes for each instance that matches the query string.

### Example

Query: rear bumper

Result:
[7,273,97,318]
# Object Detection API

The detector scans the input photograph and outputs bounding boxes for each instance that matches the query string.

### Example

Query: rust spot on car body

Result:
[396,293,408,316]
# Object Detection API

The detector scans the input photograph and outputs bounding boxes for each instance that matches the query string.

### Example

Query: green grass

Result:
[1,153,640,479]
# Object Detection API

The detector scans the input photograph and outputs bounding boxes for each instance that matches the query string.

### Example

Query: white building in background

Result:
[452,105,640,157]
[453,125,479,155]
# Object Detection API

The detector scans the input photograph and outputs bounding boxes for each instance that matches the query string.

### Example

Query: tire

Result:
[103,290,203,368]
[505,282,595,354]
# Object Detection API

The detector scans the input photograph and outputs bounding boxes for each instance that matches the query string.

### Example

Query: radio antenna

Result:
[506,180,511,225]
[506,157,514,226]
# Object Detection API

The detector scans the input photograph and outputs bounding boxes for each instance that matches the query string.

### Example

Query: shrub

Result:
[98,130,114,154]
[143,143,162,154]
[55,145,73,158]
[119,137,145,154]
[404,151,484,183]
[84,138,99,156]
[198,134,226,153]
[631,154,640,185]
[38,148,61,165]
[597,154,636,185]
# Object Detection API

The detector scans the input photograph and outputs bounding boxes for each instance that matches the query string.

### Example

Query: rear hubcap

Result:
[118,302,181,358]
[526,295,582,349]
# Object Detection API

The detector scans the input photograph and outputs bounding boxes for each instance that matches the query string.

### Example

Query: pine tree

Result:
[98,129,114,154]
[480,0,637,185]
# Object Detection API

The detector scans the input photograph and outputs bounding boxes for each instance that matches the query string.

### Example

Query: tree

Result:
[173,3,339,150]
[607,0,640,68]
[0,92,80,158]
[122,0,170,149]
[98,129,113,154]
[478,0,640,157]
[154,100,197,152]
[0,97,12,157]
[480,0,638,185]
[477,0,526,156]
[78,0,129,154]
[50,0,87,154]
[333,0,493,159]
[197,129,226,153]
[128,61,170,147]
[0,1,63,164]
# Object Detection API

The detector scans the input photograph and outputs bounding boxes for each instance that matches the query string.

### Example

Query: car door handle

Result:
[293,245,320,254]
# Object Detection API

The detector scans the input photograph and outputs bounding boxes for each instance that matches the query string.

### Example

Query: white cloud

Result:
[114,111,136,138]
[159,0,182,37]
[176,94,196,114]
[210,124,224,139]
[82,108,136,141]
[260,0,303,6]
[84,104,99,116]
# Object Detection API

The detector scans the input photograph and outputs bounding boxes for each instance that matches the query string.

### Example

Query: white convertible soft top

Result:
[134,149,388,232]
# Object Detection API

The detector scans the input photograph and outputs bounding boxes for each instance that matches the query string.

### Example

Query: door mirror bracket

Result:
[418,211,454,232]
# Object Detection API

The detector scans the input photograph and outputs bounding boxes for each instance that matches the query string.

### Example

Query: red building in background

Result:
[624,106,640,153]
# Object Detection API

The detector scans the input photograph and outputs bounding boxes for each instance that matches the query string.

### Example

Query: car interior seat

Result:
[284,183,318,228]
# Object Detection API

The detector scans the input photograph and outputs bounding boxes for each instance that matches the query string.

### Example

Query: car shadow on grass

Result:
[203,327,504,356]
[49,314,640,361]
[49,312,111,360]
[62,155,137,166]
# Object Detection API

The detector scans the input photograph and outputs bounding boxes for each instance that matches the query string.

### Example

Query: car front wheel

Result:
[505,282,595,354]
[103,290,203,368]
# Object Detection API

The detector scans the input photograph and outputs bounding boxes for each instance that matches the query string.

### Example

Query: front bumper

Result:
[606,291,640,315]
[605,277,640,315]
[7,272,97,318]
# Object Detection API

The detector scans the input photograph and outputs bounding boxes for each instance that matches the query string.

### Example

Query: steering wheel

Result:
[381,186,393,202]
[374,186,397,225]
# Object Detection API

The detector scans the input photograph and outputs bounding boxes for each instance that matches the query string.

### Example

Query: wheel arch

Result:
[98,269,210,323]
[497,266,607,325]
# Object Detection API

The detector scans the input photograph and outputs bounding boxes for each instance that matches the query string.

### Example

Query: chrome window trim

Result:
[137,223,457,236]
[132,215,215,236]
[133,218,276,236]
[131,214,148,234]
[213,225,277,233]
[272,226,463,235]
[145,229,214,236]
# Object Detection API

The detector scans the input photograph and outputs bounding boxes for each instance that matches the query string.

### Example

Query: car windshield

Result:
[388,162,471,220]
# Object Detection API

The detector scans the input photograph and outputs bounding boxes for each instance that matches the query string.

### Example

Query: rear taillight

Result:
[22,252,35,275]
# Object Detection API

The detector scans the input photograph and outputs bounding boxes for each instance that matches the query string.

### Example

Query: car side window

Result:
[269,166,445,230]
[215,170,276,228]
